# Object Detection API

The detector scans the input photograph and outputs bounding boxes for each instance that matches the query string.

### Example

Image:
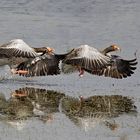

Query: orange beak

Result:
[113,45,121,51]
[46,47,55,53]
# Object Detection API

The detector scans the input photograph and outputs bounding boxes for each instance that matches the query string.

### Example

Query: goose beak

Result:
[46,47,55,53]
[113,45,121,52]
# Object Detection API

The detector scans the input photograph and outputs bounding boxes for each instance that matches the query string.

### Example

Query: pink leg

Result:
[77,66,85,77]
[15,70,28,75]
[79,69,85,77]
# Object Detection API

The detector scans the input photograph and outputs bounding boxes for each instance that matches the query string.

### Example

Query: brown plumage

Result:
[16,44,137,79]
[85,45,137,79]
[0,39,53,73]
[16,45,112,77]
[101,45,120,55]
[16,53,69,76]
[62,45,111,70]
[85,57,137,79]
[61,44,137,79]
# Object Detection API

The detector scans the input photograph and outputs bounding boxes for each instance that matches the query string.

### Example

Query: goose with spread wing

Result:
[60,44,137,78]
[85,45,137,79]
[61,45,120,75]
[16,45,112,77]
[16,53,68,76]
[0,39,53,74]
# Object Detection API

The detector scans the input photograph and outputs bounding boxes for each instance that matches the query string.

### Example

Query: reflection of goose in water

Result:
[12,87,65,114]
[0,92,33,130]
[0,87,65,121]
[0,93,33,120]
[0,88,137,131]
[60,95,137,131]
[0,39,53,74]
[0,88,66,128]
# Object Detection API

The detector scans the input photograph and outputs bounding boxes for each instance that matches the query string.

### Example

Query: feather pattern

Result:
[63,45,111,70]
[61,45,137,79]
[0,39,38,58]
[85,56,137,79]
[16,44,137,79]
[16,54,62,76]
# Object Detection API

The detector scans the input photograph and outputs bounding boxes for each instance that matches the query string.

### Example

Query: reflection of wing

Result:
[85,56,137,79]
[16,54,61,76]
[63,45,111,70]
[0,39,37,58]
[12,87,65,115]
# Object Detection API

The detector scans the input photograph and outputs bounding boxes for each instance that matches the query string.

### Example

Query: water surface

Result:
[0,0,140,140]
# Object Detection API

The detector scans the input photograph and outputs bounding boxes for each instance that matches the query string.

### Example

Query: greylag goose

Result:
[61,45,120,74]
[16,45,112,77]
[85,45,137,79]
[16,44,137,78]
[61,44,137,78]
[16,52,72,76]
[0,39,53,74]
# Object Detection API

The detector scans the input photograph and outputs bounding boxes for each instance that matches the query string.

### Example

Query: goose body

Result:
[61,45,137,79]
[61,45,120,74]
[15,44,137,79]
[16,52,69,76]
[16,45,112,77]
[0,39,53,74]
[84,45,137,79]
[63,45,111,70]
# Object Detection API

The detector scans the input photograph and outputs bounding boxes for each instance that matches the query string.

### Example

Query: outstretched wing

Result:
[16,54,61,77]
[63,45,111,70]
[85,56,137,79]
[0,39,37,58]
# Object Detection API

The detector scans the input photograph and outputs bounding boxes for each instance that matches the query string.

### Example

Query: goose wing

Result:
[63,45,111,70]
[16,54,61,77]
[0,39,38,58]
[85,55,137,79]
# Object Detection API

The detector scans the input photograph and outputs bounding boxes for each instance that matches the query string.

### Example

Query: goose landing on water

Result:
[0,39,54,75]
[15,44,137,79]
[16,52,72,76]
[61,45,121,75]
[62,44,137,79]
[16,45,112,77]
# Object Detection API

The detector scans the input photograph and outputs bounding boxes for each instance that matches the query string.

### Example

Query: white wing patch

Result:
[78,45,110,62]
[0,39,37,57]
[65,45,111,70]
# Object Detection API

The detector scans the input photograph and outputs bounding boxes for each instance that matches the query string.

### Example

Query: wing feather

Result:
[64,45,111,70]
[84,56,137,79]
[0,39,37,58]
[16,54,61,77]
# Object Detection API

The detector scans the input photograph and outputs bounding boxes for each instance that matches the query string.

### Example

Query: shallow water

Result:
[0,0,140,140]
